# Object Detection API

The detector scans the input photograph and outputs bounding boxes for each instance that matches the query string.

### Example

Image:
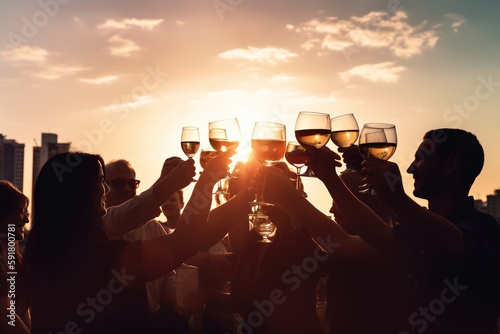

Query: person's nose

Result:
[407,160,416,174]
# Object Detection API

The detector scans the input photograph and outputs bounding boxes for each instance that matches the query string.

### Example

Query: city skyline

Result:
[1,0,500,214]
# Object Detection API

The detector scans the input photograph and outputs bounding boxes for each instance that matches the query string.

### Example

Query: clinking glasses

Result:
[107,178,140,190]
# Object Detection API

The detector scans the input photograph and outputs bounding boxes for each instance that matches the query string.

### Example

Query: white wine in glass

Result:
[250,122,286,204]
[358,123,397,195]
[330,113,359,173]
[181,127,200,159]
[294,111,331,150]
[294,111,331,177]
[250,122,286,243]
[330,113,359,148]
[208,118,240,195]
[199,148,219,171]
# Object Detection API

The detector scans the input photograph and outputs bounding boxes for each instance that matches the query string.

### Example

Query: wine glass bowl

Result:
[208,118,240,154]
[330,113,359,148]
[199,149,220,171]
[294,111,331,177]
[208,118,240,196]
[285,142,308,190]
[181,127,200,159]
[358,123,397,194]
[294,111,331,150]
[251,122,287,167]
[358,123,397,161]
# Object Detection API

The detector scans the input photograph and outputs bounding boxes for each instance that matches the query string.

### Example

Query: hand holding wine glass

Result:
[330,113,360,173]
[285,142,308,190]
[249,121,286,242]
[358,123,397,195]
[250,122,286,204]
[294,111,331,177]
[181,127,200,159]
[181,127,200,181]
[208,118,240,196]
[199,149,219,172]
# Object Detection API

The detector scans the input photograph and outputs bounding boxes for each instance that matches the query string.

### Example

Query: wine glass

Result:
[249,122,286,242]
[199,148,220,172]
[208,118,240,195]
[330,113,359,173]
[285,142,308,190]
[249,213,276,243]
[181,127,200,181]
[358,123,397,195]
[250,122,286,208]
[294,111,331,177]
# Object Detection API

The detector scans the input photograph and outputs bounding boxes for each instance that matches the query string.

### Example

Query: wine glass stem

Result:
[258,167,268,203]
[295,167,301,190]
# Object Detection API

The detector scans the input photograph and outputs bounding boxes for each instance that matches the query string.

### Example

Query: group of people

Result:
[1,127,500,334]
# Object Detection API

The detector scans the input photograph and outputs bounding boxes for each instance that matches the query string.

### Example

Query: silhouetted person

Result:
[0,180,31,333]
[23,151,253,333]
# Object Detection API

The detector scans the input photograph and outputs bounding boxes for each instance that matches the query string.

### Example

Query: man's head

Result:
[407,128,484,200]
[105,159,140,207]
[161,190,184,229]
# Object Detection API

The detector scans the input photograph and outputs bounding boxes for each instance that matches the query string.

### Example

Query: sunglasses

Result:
[107,178,140,190]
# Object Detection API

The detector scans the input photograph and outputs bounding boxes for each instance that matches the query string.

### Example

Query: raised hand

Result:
[253,166,297,206]
[307,146,342,181]
[338,145,363,173]
[199,151,233,184]
[361,158,405,205]
[266,202,297,236]
[165,158,197,191]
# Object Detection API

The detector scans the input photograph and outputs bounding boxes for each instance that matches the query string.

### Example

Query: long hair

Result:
[24,152,108,270]
[0,180,28,222]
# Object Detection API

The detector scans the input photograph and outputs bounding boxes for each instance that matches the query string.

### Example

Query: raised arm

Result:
[103,158,195,238]
[361,158,464,258]
[121,153,255,282]
[260,166,393,267]
[307,147,395,251]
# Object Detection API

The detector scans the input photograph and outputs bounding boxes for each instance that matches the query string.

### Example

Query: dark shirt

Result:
[394,196,500,334]
[30,240,156,334]
[231,230,326,334]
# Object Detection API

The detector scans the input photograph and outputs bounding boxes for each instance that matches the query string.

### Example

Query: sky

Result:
[1,0,500,217]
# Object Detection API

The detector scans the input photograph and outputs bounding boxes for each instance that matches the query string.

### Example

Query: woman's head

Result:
[0,180,29,240]
[25,152,109,266]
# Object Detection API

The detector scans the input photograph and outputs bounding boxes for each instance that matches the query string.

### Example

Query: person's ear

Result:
[444,153,460,175]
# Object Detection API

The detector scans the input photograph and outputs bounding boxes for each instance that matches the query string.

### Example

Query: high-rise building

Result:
[31,133,71,211]
[32,133,71,186]
[0,134,25,191]
[475,189,500,222]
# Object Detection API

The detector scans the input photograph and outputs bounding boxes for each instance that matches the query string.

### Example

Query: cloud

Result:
[296,11,439,59]
[1,45,88,79]
[108,35,141,57]
[33,64,89,80]
[339,62,407,83]
[79,75,119,84]
[219,46,298,64]
[0,45,50,63]
[444,13,466,32]
[102,95,157,111]
[98,18,164,31]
